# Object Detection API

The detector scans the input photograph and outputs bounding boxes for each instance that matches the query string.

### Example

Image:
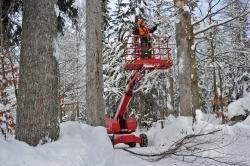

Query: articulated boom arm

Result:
[105,35,172,147]
[114,67,146,120]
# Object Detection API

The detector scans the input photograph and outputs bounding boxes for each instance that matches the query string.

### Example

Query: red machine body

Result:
[105,35,172,147]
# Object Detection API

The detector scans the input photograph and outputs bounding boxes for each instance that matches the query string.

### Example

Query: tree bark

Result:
[210,31,218,113]
[0,0,3,49]
[16,0,59,146]
[175,0,200,118]
[175,0,192,116]
[86,0,105,126]
[169,69,176,116]
[0,0,5,80]
[218,67,224,112]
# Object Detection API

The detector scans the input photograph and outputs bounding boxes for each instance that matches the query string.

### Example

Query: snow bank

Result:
[144,110,250,165]
[0,122,114,166]
[227,93,250,119]
[2,95,250,166]
[147,111,221,147]
[147,115,194,147]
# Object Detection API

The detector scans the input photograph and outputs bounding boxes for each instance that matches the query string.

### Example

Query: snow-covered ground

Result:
[1,94,250,166]
[0,122,114,166]
[227,93,250,119]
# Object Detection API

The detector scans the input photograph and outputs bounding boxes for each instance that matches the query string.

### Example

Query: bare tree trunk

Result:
[218,67,224,112]
[16,0,59,146]
[0,0,5,80]
[76,24,80,119]
[1,57,6,79]
[169,69,176,116]
[191,50,200,119]
[209,31,218,112]
[175,0,200,119]
[86,0,105,126]
[0,0,3,50]
[0,1,11,98]
[211,45,219,113]
[207,2,219,113]
[175,0,192,117]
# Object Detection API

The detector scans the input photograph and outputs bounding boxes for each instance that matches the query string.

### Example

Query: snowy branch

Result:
[122,129,249,165]
[192,0,237,26]
[194,10,250,36]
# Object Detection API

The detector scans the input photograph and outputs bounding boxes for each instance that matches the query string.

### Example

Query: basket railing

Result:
[122,35,172,61]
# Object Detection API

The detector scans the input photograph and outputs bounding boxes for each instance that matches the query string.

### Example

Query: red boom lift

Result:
[105,35,173,147]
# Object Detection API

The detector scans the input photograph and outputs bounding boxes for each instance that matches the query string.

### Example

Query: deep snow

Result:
[0,123,114,166]
[1,94,250,166]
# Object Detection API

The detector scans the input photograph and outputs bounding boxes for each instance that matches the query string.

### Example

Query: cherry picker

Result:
[105,35,172,147]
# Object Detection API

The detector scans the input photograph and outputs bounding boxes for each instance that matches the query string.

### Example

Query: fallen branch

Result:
[122,129,249,165]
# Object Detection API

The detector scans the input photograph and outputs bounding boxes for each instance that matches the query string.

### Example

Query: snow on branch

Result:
[122,129,248,165]
[194,10,250,36]
[192,0,237,26]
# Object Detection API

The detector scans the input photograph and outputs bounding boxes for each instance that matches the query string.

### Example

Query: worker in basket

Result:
[132,17,158,59]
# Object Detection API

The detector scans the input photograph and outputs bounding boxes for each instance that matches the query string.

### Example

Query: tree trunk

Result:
[0,0,3,49]
[207,2,218,113]
[76,24,80,119]
[0,0,5,80]
[210,33,218,112]
[16,0,59,146]
[218,67,224,112]
[191,49,200,118]
[175,0,200,119]
[175,0,192,117]
[86,0,105,126]
[169,69,176,116]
